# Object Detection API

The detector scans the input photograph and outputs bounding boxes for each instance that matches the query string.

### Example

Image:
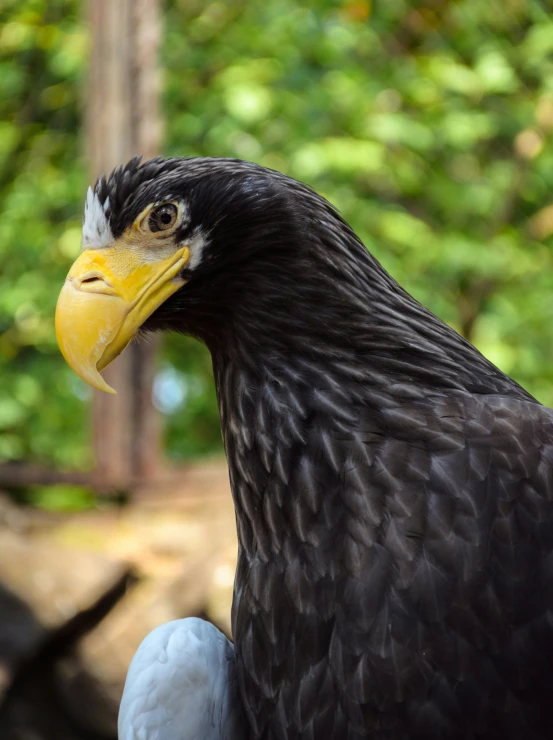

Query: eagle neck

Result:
[209,252,534,558]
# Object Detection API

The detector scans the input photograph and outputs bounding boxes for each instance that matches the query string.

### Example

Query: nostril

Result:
[73,273,115,294]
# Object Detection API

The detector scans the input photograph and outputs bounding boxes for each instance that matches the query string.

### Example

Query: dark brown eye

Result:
[148,203,178,233]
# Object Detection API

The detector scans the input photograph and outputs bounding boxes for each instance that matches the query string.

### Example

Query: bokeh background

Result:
[0,1,552,738]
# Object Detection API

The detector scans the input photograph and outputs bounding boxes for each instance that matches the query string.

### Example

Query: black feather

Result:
[101,156,553,739]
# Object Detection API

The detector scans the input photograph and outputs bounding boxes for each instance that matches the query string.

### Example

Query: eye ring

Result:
[147,203,178,233]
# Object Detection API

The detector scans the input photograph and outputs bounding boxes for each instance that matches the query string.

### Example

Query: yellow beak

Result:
[55,242,189,393]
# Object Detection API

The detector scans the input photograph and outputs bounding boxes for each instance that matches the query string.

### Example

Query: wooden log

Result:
[85,0,163,488]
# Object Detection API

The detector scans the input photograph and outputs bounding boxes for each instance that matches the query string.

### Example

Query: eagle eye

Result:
[148,203,178,233]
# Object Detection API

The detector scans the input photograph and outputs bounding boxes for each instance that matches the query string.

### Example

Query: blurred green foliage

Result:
[23,483,97,511]
[1,0,553,468]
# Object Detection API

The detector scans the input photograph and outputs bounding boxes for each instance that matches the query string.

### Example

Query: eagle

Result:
[55,156,553,740]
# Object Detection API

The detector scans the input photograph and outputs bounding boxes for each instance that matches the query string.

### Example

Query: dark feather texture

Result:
[100,157,553,739]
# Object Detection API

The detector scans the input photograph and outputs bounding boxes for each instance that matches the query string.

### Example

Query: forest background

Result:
[1,0,552,478]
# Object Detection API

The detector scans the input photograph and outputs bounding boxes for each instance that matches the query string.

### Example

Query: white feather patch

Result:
[186,230,208,271]
[82,187,114,249]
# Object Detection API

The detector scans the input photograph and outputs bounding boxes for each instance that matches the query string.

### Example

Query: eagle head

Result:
[55,156,326,393]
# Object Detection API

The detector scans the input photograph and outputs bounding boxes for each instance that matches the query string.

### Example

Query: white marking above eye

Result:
[82,187,114,249]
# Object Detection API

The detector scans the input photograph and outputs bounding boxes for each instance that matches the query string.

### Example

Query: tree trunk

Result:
[86,0,163,488]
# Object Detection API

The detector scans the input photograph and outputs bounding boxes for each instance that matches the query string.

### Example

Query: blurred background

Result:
[0,0,552,737]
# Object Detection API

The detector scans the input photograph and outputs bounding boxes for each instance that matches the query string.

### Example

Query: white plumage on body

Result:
[118,618,248,740]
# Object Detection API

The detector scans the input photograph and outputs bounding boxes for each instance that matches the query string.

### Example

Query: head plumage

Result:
[82,187,113,249]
